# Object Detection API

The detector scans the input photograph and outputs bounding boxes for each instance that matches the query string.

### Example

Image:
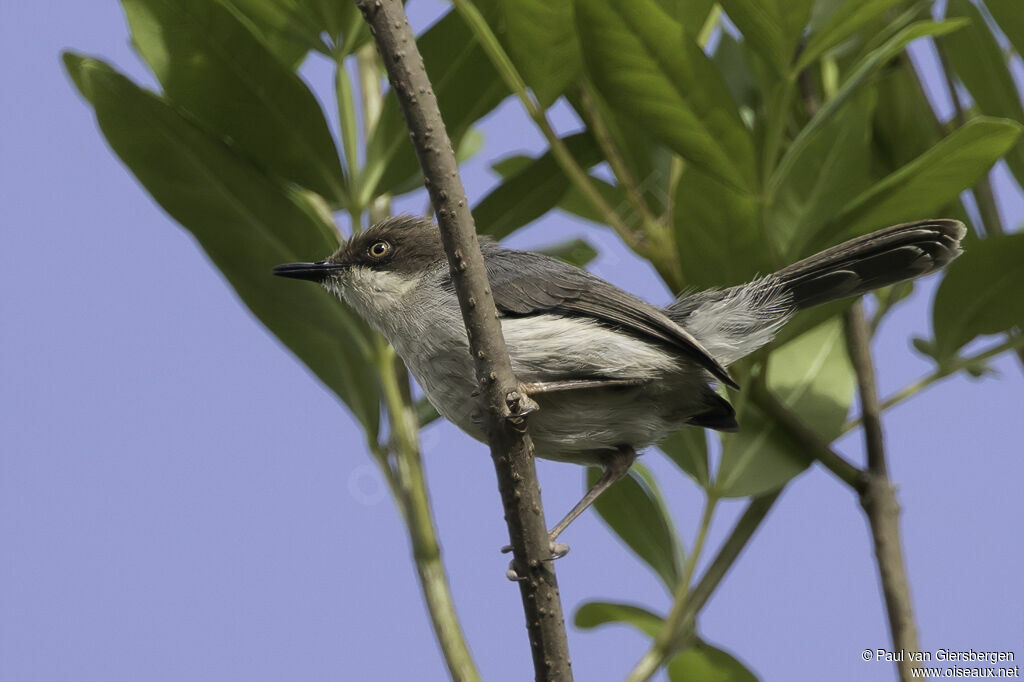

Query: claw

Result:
[506,389,539,418]
[499,541,570,560]
[506,562,526,581]
[548,542,570,560]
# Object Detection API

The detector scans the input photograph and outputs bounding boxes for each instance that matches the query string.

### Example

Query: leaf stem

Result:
[373,339,481,681]
[626,494,716,680]
[576,84,659,235]
[575,84,682,288]
[625,492,780,681]
[450,0,674,270]
[840,333,1024,435]
[335,58,361,186]
[749,381,864,489]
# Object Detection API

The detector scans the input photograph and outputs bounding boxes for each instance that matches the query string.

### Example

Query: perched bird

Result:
[274,216,965,554]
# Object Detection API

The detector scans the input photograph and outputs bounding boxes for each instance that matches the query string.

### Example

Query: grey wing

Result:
[482,245,738,388]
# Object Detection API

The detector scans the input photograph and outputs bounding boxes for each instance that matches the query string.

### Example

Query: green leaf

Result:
[932,233,1024,360]
[715,319,854,497]
[221,0,367,56]
[941,0,1024,188]
[536,238,599,267]
[656,0,716,37]
[589,463,682,589]
[825,117,1022,245]
[984,0,1024,61]
[668,640,759,682]
[298,0,353,43]
[64,54,380,433]
[121,0,347,204]
[673,167,768,288]
[769,19,969,201]
[797,0,904,70]
[871,54,946,171]
[569,86,676,216]
[415,397,441,427]
[575,601,663,638]
[501,0,581,108]
[216,0,312,65]
[659,427,710,488]
[474,133,604,239]
[557,175,637,229]
[768,87,875,259]
[364,2,509,200]
[719,0,815,74]
[575,0,757,192]
[713,32,762,119]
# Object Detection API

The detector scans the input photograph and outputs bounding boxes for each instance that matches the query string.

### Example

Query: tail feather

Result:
[666,219,966,365]
[773,219,965,310]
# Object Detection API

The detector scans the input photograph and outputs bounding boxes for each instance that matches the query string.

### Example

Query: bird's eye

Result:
[368,240,391,259]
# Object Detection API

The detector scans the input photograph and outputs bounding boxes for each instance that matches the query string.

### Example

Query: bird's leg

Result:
[502,447,637,562]
[505,378,646,421]
[521,378,647,394]
[545,447,636,553]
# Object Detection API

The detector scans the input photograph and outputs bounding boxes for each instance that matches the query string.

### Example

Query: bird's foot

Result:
[504,542,571,581]
[505,387,539,418]
[500,540,570,560]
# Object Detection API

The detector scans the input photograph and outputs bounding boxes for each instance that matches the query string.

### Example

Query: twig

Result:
[450,0,692,285]
[626,492,781,681]
[749,382,864,490]
[841,333,1024,434]
[624,495,716,681]
[575,84,683,289]
[844,303,920,682]
[353,1,573,679]
[796,62,920,679]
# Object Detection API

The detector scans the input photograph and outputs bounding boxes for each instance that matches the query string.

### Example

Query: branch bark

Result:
[353,2,573,679]
[844,303,920,682]
[796,61,920,680]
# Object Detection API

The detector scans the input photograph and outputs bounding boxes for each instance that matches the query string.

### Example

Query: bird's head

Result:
[273,215,447,321]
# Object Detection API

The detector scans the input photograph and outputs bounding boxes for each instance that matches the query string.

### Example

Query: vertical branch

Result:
[844,303,920,682]
[374,344,481,682]
[797,58,920,679]
[353,1,573,680]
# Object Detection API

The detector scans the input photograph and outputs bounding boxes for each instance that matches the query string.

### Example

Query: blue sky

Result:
[3,2,1023,680]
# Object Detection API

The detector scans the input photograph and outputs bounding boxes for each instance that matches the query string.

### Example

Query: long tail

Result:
[666,219,966,365]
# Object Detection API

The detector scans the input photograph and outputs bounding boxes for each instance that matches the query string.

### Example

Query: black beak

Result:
[272,261,344,282]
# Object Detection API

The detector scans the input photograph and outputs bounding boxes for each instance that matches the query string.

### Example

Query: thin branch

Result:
[749,382,864,490]
[799,58,920,676]
[626,491,782,681]
[574,85,682,289]
[841,333,1024,435]
[373,344,480,681]
[576,85,661,233]
[353,2,573,679]
[624,495,717,681]
[335,60,360,184]
[844,303,920,682]
[450,0,690,286]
